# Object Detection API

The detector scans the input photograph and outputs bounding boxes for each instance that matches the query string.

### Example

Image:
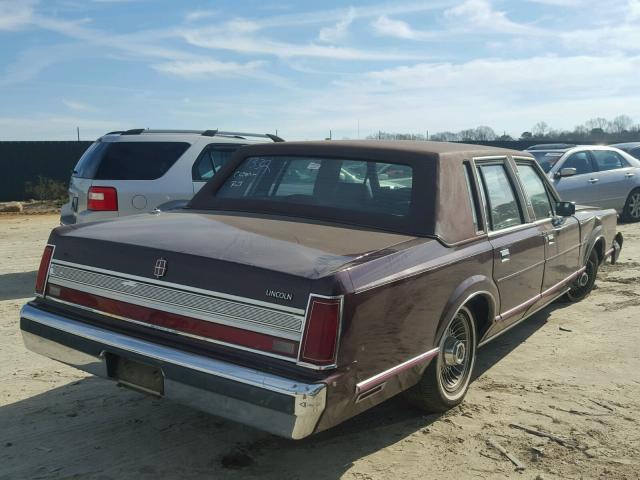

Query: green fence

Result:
[0,138,627,202]
[0,141,92,201]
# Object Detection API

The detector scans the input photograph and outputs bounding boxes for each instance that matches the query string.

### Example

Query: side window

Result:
[192,146,242,181]
[630,148,640,161]
[517,163,554,219]
[476,164,523,231]
[273,158,320,196]
[464,163,483,232]
[193,150,215,181]
[562,152,593,175]
[592,150,627,171]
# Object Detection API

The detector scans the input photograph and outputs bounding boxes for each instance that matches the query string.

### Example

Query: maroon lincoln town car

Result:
[20,141,623,438]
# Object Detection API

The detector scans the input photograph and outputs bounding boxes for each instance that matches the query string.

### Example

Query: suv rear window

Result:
[73,141,190,180]
[217,156,413,217]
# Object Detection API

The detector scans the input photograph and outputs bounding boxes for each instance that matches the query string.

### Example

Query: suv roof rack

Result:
[113,128,284,142]
[526,143,576,150]
[201,130,284,142]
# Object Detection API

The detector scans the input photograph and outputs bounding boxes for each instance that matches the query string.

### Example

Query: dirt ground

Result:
[1,214,639,480]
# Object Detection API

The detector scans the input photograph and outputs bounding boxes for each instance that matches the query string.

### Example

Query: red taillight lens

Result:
[300,297,341,366]
[87,186,118,211]
[35,245,54,295]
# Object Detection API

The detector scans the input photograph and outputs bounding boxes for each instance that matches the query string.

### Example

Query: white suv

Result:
[60,129,282,225]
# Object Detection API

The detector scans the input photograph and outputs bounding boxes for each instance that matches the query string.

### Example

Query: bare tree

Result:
[431,131,461,142]
[532,122,549,137]
[475,126,497,141]
[610,115,633,134]
[585,117,610,132]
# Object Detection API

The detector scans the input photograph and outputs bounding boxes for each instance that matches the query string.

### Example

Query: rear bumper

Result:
[20,303,326,439]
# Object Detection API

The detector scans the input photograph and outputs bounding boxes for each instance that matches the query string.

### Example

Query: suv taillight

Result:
[300,296,342,367]
[87,186,118,211]
[35,245,54,295]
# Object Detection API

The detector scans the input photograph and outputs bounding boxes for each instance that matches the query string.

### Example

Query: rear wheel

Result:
[404,306,477,412]
[565,249,599,302]
[621,188,640,222]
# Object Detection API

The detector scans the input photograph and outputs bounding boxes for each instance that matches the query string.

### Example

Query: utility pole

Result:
[76,127,80,142]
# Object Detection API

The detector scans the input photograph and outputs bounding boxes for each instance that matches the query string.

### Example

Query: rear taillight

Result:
[35,245,54,295]
[87,186,118,211]
[299,296,342,367]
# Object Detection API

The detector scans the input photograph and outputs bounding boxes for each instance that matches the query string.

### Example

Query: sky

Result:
[0,0,639,141]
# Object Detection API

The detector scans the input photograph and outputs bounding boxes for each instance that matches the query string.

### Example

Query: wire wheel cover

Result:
[439,310,473,395]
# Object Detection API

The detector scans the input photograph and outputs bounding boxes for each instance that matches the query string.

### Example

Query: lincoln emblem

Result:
[153,258,167,278]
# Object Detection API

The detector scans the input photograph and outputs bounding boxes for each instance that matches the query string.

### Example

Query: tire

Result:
[564,249,599,302]
[404,306,477,412]
[621,188,640,223]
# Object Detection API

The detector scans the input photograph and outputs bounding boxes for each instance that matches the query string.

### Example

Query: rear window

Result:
[531,151,564,173]
[73,141,190,180]
[217,156,413,217]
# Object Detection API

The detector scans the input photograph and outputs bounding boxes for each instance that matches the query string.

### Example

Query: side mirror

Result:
[555,167,577,179]
[556,201,576,217]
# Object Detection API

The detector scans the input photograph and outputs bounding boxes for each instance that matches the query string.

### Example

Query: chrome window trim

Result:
[472,156,530,232]
[45,296,300,363]
[49,259,305,315]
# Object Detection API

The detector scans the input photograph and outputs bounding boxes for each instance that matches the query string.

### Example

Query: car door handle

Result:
[500,248,510,262]
[588,178,599,184]
[625,172,635,178]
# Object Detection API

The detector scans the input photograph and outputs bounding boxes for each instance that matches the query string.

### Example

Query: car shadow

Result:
[0,302,568,479]
[0,271,36,301]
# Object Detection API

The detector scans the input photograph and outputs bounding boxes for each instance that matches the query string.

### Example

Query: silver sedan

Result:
[527,145,640,222]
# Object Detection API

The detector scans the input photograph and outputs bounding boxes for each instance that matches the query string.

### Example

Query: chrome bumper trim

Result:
[20,303,326,439]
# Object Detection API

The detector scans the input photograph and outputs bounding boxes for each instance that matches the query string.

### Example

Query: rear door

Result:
[514,159,581,293]
[192,144,244,193]
[475,158,545,326]
[588,149,634,210]
[551,150,599,205]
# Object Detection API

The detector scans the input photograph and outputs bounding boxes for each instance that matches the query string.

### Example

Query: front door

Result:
[588,149,635,210]
[515,160,581,293]
[552,150,599,205]
[476,161,545,326]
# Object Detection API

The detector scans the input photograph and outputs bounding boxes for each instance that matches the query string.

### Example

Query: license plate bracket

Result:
[106,354,164,397]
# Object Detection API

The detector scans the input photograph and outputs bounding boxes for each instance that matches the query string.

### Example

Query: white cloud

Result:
[0,0,36,30]
[273,54,640,138]
[371,15,434,40]
[629,0,640,18]
[318,8,355,43]
[62,99,95,112]
[181,26,422,61]
[184,10,217,22]
[0,114,120,141]
[445,0,542,35]
[152,59,264,78]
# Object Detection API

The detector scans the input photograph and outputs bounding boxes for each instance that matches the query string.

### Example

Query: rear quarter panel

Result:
[316,238,496,431]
